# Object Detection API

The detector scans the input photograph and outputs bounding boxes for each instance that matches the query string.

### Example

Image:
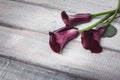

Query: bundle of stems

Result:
[79,0,120,32]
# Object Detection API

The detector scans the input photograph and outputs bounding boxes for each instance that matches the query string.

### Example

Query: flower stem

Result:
[92,10,115,17]
[79,13,113,32]
[104,0,120,27]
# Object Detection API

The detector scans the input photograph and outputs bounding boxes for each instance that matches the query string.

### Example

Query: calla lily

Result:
[49,26,79,53]
[61,11,92,26]
[81,26,105,53]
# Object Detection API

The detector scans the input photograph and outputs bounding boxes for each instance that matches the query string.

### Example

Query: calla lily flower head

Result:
[61,11,92,26]
[81,25,105,53]
[49,26,79,53]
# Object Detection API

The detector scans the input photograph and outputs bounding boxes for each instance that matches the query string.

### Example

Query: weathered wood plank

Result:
[0,0,120,51]
[0,25,120,80]
[0,57,85,80]
[0,0,63,33]
[11,0,117,13]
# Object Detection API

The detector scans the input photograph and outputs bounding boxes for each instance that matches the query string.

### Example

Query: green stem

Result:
[79,13,113,32]
[92,9,115,17]
[104,0,120,27]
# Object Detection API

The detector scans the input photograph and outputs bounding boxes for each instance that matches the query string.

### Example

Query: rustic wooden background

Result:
[0,0,120,80]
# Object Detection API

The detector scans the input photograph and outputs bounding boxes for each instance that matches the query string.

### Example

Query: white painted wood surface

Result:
[0,0,120,80]
[12,0,117,13]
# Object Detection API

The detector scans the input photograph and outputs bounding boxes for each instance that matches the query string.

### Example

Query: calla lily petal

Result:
[61,11,69,26]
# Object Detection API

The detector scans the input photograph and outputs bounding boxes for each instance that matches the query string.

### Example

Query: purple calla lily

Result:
[61,11,92,26]
[49,26,79,53]
[81,26,105,53]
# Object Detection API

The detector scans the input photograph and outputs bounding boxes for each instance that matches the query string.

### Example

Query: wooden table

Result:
[0,0,120,80]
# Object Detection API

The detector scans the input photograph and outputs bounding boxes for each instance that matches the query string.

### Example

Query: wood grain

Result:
[11,0,117,13]
[0,57,85,80]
